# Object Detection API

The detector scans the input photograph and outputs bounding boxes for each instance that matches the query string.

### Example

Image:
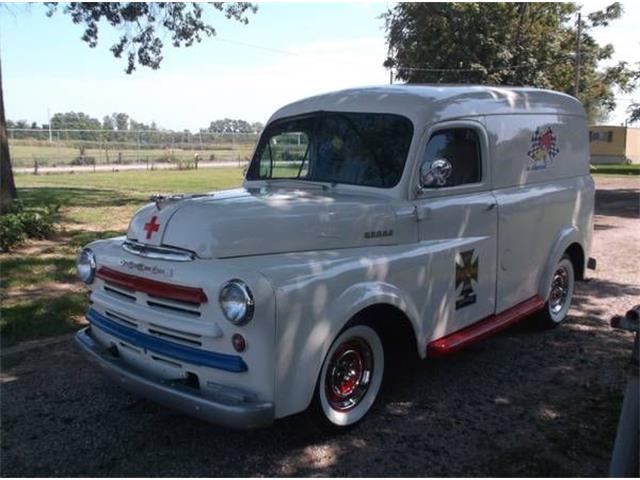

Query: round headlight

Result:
[219,280,254,326]
[76,248,96,284]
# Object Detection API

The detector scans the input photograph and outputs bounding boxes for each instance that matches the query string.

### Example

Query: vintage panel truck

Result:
[75,85,595,428]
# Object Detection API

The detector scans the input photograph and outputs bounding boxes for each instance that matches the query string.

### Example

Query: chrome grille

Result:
[122,240,195,262]
[104,307,204,347]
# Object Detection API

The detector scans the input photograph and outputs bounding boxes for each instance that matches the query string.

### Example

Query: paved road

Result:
[1,176,638,477]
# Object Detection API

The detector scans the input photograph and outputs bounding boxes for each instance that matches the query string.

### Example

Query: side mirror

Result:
[419,158,452,189]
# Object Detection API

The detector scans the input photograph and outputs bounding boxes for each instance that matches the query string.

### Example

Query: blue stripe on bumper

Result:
[86,309,247,373]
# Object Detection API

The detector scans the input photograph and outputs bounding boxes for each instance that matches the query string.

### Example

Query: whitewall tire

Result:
[316,324,384,427]
[540,255,575,327]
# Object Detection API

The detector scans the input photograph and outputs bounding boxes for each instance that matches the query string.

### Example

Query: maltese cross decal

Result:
[455,249,479,310]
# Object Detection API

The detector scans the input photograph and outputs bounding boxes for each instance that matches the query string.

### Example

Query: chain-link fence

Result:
[8,129,259,172]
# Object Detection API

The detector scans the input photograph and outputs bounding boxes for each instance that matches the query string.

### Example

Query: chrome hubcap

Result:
[550,265,570,315]
[325,338,373,412]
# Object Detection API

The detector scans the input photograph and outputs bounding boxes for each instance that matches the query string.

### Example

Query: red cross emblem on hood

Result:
[143,215,160,239]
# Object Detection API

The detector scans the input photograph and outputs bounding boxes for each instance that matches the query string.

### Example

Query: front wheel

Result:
[315,324,384,427]
[539,255,575,327]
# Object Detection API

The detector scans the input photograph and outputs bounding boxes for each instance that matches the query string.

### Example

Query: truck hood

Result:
[126,187,397,258]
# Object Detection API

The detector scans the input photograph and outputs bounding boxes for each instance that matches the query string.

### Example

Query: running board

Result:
[426,295,545,357]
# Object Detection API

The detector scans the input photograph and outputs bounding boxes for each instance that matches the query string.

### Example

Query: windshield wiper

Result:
[265,178,334,190]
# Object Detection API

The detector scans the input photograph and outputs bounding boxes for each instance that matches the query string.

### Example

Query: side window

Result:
[258,132,310,179]
[419,128,481,188]
[589,130,613,142]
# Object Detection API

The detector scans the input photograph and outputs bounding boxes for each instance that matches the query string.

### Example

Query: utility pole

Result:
[574,12,582,97]
[389,68,393,85]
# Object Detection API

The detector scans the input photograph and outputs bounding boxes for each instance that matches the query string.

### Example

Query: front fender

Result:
[273,279,421,419]
[328,281,422,345]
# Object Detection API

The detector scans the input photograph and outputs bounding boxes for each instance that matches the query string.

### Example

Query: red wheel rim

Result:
[324,337,374,412]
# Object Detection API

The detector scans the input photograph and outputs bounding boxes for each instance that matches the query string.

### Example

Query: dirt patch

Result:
[9,238,63,257]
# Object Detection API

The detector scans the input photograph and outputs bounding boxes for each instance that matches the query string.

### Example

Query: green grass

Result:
[591,164,640,175]
[14,167,245,193]
[9,141,255,166]
[1,168,245,345]
[0,256,77,290]
[0,293,88,344]
[16,168,245,238]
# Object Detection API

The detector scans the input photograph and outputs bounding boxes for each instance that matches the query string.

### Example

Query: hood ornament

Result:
[149,193,211,210]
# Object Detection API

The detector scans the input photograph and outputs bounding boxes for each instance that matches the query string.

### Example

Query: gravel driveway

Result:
[1,176,638,477]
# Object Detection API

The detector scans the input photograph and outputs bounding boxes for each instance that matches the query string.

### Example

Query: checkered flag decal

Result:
[528,127,560,163]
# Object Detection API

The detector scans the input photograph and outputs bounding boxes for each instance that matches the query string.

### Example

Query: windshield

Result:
[246,112,413,188]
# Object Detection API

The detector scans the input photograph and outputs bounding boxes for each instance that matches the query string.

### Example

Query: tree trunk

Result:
[0,55,17,214]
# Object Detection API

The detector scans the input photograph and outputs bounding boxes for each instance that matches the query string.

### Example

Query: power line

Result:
[212,35,576,77]
[214,37,301,57]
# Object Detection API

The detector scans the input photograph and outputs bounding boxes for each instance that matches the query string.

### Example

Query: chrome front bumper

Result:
[75,327,274,429]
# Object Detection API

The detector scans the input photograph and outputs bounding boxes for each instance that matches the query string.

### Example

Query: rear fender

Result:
[538,227,583,301]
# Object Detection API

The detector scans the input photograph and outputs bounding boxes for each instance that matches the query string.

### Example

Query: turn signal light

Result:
[232,334,246,353]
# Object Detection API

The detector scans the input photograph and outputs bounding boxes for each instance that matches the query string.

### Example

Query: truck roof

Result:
[269,84,586,126]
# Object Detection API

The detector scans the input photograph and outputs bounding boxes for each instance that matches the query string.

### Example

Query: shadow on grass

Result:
[18,187,144,209]
[0,293,87,346]
[0,256,77,290]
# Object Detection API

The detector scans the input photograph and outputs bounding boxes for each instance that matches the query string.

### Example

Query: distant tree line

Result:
[7,112,264,143]
[203,118,264,134]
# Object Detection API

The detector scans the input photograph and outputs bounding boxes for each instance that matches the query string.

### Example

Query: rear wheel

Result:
[539,255,575,327]
[315,324,384,427]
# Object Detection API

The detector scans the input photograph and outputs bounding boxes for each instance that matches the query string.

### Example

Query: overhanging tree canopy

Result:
[383,2,636,123]
[0,2,257,212]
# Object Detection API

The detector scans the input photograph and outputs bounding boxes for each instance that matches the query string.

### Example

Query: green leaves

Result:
[383,2,635,123]
[46,2,257,74]
[0,202,58,252]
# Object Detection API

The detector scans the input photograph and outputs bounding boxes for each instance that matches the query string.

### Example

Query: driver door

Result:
[413,121,498,338]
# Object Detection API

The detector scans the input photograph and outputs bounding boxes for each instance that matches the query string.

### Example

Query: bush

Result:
[18,210,55,239]
[175,159,195,170]
[0,215,27,252]
[70,156,96,166]
[0,204,59,252]
[153,154,179,163]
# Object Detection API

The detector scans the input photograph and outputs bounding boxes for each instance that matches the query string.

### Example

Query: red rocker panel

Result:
[96,266,208,304]
[427,295,545,357]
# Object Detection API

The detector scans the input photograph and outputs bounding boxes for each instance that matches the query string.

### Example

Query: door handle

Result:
[416,207,432,220]
[486,202,497,211]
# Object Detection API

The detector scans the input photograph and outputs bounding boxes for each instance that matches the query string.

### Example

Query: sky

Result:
[1,1,639,131]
